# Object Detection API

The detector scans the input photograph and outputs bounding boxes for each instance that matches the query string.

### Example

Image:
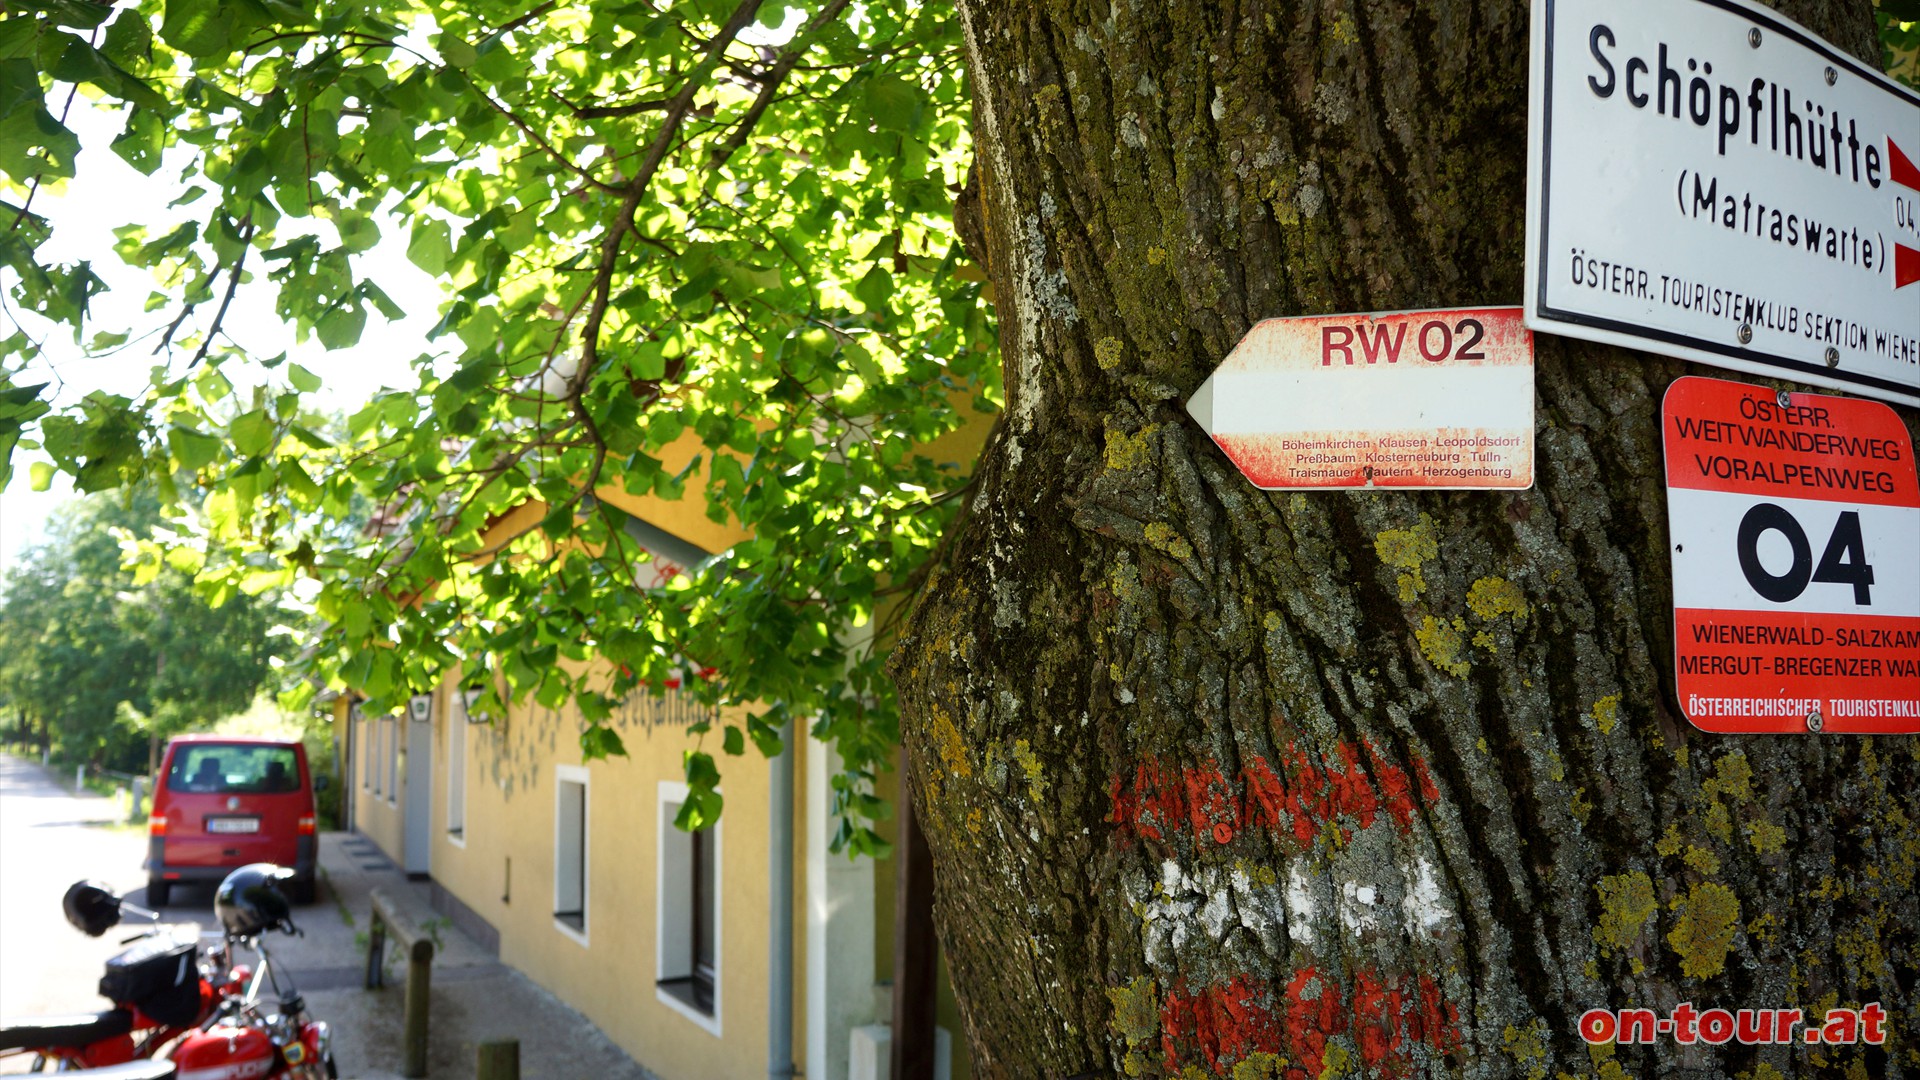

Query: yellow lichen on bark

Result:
[1011,738,1046,803]
[1374,514,1439,602]
[1590,694,1621,734]
[1105,423,1157,470]
[1668,882,1741,979]
[931,706,972,779]
[1592,871,1656,953]
[1107,976,1159,1077]
[1467,575,1529,621]
[1416,615,1469,677]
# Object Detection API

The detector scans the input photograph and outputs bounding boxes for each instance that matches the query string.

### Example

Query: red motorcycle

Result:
[0,866,333,1079]
[0,883,231,1070]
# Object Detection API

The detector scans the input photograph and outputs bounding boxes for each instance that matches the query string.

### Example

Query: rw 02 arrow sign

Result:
[1187,308,1535,491]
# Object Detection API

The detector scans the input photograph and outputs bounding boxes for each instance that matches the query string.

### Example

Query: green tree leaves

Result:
[0,0,996,851]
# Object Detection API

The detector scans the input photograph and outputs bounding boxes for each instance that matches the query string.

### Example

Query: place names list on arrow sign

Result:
[1188,308,1535,491]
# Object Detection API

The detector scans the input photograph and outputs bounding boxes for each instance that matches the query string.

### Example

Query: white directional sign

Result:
[1527,0,1920,407]
[1187,308,1534,490]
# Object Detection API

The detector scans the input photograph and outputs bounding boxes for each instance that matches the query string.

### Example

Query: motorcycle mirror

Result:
[118,899,161,922]
[62,880,124,937]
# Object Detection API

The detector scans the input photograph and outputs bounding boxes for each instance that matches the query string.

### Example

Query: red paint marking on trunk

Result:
[1148,969,1462,1076]
[1349,968,1464,1071]
[1412,756,1440,804]
[1351,967,1407,1070]
[1282,967,1345,1080]
[1106,743,1443,849]
[1328,742,1380,829]
[1240,756,1289,832]
[1415,974,1463,1055]
[1183,763,1237,842]
[1364,741,1419,827]
[1160,977,1284,1073]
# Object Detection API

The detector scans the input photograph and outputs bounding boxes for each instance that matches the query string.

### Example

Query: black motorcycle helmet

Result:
[214,863,296,938]
[62,879,122,937]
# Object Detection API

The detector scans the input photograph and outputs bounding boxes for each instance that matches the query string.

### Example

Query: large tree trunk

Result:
[890,1,1920,1077]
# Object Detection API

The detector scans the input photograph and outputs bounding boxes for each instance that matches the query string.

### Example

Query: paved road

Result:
[0,754,172,1072]
[1,755,647,1078]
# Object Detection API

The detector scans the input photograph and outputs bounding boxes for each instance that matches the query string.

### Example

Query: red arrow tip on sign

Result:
[1890,138,1920,193]
[1900,243,1920,290]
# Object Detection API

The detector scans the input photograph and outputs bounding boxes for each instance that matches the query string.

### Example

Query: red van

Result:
[147,735,319,905]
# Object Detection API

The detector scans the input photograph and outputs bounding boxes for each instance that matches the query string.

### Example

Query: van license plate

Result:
[207,817,259,834]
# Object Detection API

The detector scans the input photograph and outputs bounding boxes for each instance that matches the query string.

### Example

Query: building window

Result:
[384,715,398,806]
[369,715,384,798]
[447,691,472,845]
[356,709,372,791]
[553,765,589,945]
[657,781,720,1034]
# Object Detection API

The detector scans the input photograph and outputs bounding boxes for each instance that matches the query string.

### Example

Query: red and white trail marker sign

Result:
[1187,308,1535,491]
[1664,376,1920,733]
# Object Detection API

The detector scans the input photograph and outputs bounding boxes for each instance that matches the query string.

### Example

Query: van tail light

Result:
[149,814,167,836]
[297,815,316,835]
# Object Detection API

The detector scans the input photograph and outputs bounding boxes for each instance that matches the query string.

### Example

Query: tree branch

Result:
[576,0,767,376]
[565,95,676,120]
[471,88,621,193]
[187,216,256,371]
[490,1,558,38]
[707,0,854,173]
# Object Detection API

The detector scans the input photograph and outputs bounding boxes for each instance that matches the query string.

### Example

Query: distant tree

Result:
[0,492,286,771]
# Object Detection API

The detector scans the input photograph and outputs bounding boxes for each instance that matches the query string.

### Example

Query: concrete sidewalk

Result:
[283,833,654,1080]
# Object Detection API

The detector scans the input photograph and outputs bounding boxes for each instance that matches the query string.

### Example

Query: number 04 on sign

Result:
[1664,377,1920,733]
[1187,308,1534,490]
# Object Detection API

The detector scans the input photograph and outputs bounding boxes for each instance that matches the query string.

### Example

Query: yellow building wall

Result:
[342,390,999,1078]
[342,697,406,862]
[422,674,809,1079]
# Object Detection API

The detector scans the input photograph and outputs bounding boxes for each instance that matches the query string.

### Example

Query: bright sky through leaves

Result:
[0,0,995,853]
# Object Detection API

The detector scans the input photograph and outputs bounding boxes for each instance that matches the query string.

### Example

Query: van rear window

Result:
[166,744,301,794]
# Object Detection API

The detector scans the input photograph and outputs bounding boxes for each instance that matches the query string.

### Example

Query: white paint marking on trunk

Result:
[1285,863,1317,947]
[1400,857,1453,934]
[1339,879,1383,932]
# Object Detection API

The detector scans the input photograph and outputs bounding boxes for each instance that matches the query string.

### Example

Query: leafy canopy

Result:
[0,490,288,770]
[0,0,995,852]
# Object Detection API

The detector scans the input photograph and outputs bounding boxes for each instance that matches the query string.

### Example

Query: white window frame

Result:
[385,715,398,807]
[655,780,722,1036]
[553,765,590,947]
[446,690,472,848]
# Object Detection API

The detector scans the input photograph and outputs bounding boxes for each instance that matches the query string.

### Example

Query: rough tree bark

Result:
[889,1,1920,1077]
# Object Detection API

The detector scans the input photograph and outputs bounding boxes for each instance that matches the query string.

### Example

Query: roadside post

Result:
[476,1040,520,1080]
[365,887,435,1077]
